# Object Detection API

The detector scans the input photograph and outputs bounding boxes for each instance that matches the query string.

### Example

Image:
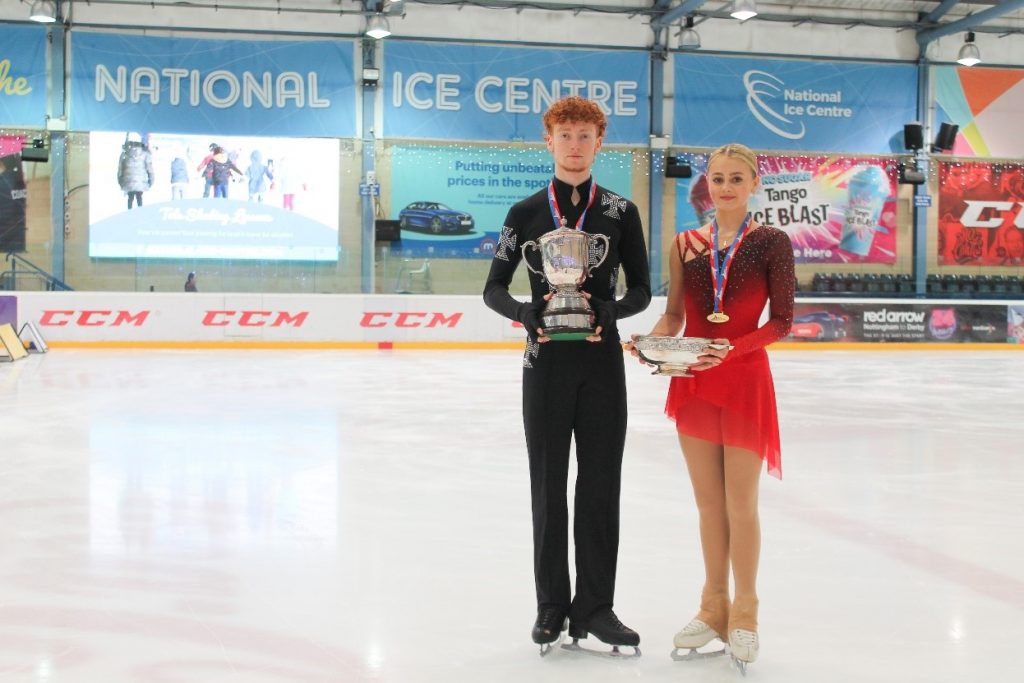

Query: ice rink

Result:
[1,347,1021,683]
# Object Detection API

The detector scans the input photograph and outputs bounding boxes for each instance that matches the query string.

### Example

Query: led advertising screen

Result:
[88,132,340,261]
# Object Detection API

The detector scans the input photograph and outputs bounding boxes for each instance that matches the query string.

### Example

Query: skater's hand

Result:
[690,338,731,372]
[518,293,553,343]
[622,334,649,365]
[584,292,616,343]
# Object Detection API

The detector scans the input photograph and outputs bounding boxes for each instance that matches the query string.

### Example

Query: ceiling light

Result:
[956,31,981,67]
[678,16,701,50]
[731,0,757,22]
[29,0,57,23]
[365,14,392,40]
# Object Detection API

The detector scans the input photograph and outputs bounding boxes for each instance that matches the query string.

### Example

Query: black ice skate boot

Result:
[532,605,568,655]
[566,608,641,657]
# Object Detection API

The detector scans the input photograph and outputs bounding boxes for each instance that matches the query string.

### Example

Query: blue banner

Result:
[0,25,49,127]
[674,54,917,153]
[388,144,633,258]
[70,32,356,137]
[384,42,649,144]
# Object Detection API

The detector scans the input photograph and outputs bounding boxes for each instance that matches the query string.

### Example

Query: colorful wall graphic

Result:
[675,153,899,265]
[934,65,1024,158]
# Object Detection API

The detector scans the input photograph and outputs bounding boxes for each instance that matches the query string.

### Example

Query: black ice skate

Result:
[532,606,568,656]
[562,608,641,658]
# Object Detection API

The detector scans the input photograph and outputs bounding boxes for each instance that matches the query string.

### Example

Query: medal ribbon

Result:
[547,179,598,231]
[709,212,753,318]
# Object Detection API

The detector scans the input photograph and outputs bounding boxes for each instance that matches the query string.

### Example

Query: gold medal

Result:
[707,312,730,323]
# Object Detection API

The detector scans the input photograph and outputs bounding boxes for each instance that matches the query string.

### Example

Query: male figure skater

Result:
[483,96,651,653]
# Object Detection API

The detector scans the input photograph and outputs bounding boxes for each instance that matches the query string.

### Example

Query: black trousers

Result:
[522,339,627,622]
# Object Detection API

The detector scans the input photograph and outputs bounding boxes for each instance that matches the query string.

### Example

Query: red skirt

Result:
[665,348,782,479]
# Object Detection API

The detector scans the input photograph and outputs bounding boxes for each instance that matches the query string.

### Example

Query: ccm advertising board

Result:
[675,54,917,153]
[384,42,649,144]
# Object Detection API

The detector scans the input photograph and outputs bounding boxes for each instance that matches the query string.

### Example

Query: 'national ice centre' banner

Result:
[387,144,632,259]
[70,32,357,137]
[674,54,917,153]
[937,160,1024,266]
[0,26,49,127]
[934,65,1024,158]
[384,42,649,144]
[676,153,898,265]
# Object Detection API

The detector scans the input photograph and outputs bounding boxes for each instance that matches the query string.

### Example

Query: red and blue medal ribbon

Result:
[709,212,752,321]
[547,179,598,231]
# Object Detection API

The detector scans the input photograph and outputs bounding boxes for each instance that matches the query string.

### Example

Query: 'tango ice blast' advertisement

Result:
[678,154,898,265]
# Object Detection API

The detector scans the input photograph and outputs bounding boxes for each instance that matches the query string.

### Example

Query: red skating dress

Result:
[664,225,796,479]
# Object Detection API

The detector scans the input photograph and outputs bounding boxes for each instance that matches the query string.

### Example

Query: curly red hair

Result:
[542,96,607,138]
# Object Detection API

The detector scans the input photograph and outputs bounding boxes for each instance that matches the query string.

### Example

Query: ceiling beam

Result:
[652,0,709,30]
[917,0,1024,48]
[923,0,961,24]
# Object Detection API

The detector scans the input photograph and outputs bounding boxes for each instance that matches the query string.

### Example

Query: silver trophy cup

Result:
[632,335,734,376]
[521,226,610,340]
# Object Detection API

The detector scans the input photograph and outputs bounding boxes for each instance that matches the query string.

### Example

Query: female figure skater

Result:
[633,143,795,671]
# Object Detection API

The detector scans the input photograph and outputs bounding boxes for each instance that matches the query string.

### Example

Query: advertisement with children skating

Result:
[388,145,632,259]
[88,132,340,262]
[676,153,898,265]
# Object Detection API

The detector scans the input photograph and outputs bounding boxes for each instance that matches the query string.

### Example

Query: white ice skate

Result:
[670,618,727,661]
[728,628,759,676]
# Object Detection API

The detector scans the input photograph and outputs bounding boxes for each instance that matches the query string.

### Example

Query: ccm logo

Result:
[202,311,309,327]
[360,312,463,328]
[960,201,1024,228]
[40,310,151,326]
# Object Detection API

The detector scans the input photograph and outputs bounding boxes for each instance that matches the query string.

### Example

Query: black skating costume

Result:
[483,176,651,625]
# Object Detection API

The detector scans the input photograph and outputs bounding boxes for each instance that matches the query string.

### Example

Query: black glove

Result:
[517,301,545,339]
[592,298,618,337]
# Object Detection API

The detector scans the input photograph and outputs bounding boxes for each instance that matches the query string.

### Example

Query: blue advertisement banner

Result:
[70,32,356,137]
[384,42,649,144]
[388,144,633,259]
[674,54,917,153]
[0,25,49,127]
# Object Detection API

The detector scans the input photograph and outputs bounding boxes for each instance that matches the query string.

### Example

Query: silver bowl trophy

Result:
[521,225,610,341]
[632,335,733,376]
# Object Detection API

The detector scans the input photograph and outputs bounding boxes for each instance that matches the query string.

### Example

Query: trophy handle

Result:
[520,241,546,279]
[588,233,611,275]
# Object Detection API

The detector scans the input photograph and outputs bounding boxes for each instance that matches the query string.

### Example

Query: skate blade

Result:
[671,645,727,662]
[538,632,567,657]
[561,639,641,659]
[730,653,750,676]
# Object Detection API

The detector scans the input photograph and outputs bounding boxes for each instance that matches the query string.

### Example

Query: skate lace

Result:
[731,629,758,647]
[682,619,710,635]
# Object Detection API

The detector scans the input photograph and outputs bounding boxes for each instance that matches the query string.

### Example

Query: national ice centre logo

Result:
[743,70,853,140]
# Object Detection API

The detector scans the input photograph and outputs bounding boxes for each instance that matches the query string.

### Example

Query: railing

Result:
[1,252,74,291]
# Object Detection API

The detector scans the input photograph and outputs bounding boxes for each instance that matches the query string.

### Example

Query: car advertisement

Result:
[788,302,1010,343]
[937,160,1024,266]
[676,152,899,265]
[387,144,632,259]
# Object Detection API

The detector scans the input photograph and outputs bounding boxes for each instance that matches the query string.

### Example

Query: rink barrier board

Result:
[45,341,1024,351]
[5,293,1024,348]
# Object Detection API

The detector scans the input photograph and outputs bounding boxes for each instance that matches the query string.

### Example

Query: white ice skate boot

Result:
[727,596,759,676]
[671,590,728,661]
